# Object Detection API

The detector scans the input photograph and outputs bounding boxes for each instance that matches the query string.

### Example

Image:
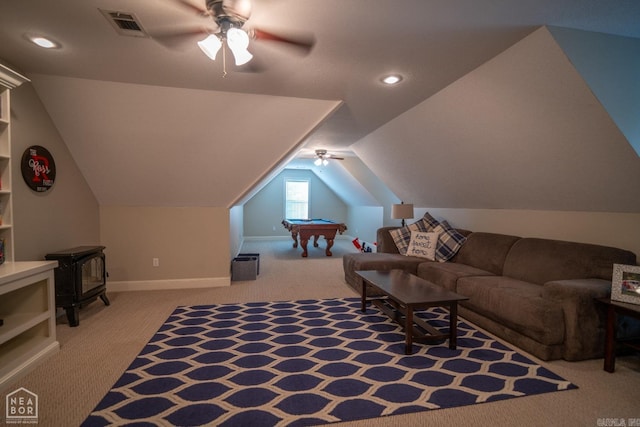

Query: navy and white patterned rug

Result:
[83,297,576,426]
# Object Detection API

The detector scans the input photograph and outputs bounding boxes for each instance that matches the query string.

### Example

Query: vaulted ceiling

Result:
[0,0,638,210]
[355,26,640,212]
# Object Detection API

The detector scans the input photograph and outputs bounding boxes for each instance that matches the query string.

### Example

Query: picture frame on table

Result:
[611,264,640,305]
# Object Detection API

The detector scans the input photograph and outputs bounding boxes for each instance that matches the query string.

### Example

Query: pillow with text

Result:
[406,231,439,260]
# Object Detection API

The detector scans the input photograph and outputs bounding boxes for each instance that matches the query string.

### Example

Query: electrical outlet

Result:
[152,258,159,267]
[273,226,276,231]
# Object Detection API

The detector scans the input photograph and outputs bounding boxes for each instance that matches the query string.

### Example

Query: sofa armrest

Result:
[377,227,401,254]
[542,278,611,360]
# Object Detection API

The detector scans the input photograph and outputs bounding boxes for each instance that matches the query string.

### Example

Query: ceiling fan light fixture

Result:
[198,34,222,60]
[227,27,253,65]
[313,149,332,166]
[231,47,253,65]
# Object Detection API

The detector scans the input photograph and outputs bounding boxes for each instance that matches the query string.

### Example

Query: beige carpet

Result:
[1,238,638,426]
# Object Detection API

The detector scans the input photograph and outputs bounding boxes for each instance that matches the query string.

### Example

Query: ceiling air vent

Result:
[100,9,148,38]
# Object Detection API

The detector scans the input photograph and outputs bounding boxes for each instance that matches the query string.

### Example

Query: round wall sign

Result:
[21,145,57,192]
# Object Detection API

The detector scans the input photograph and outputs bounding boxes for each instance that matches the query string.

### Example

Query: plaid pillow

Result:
[390,220,431,255]
[421,212,440,229]
[433,220,467,262]
[390,213,466,258]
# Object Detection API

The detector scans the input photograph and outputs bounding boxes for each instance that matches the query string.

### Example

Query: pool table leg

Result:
[313,234,320,247]
[300,238,309,257]
[291,231,298,248]
[325,238,334,256]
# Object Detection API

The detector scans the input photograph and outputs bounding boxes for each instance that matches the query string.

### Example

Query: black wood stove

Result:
[45,246,109,326]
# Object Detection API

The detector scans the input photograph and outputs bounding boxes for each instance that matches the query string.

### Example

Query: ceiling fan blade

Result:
[329,156,344,160]
[171,0,210,16]
[250,28,315,55]
[150,27,212,49]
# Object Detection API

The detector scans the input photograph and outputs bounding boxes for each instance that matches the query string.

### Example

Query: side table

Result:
[597,297,640,372]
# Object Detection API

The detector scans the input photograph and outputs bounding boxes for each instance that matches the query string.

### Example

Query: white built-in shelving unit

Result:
[0,64,59,391]
[0,66,16,259]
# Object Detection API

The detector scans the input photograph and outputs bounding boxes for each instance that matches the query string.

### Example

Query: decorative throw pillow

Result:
[421,212,441,229]
[406,231,438,260]
[432,220,467,262]
[389,220,431,255]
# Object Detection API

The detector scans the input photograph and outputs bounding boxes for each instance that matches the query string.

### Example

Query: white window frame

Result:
[284,179,310,219]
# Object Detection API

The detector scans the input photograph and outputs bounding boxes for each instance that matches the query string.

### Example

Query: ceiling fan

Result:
[313,149,344,166]
[156,0,315,70]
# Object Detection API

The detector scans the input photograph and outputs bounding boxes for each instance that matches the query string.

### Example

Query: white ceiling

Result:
[354,26,640,212]
[0,0,639,208]
[28,74,340,206]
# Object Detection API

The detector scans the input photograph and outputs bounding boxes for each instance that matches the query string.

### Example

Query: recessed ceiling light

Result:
[381,74,403,85]
[29,36,59,49]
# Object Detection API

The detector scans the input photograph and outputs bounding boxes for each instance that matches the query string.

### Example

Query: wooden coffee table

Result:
[356,269,469,354]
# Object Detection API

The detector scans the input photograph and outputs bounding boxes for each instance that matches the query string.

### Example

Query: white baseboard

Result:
[108,277,230,292]
[243,236,291,241]
[243,235,353,241]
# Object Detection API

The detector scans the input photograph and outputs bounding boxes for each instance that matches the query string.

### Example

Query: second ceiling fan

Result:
[314,149,344,166]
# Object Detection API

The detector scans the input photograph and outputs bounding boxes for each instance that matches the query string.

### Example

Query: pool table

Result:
[281,219,348,257]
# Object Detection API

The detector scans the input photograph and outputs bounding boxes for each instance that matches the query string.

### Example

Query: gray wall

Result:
[549,26,640,156]
[244,169,348,237]
[347,206,383,246]
[229,205,243,257]
[11,82,100,261]
[100,206,230,284]
[10,82,233,285]
[340,157,399,227]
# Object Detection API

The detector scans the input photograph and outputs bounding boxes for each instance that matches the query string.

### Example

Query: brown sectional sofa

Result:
[343,226,637,361]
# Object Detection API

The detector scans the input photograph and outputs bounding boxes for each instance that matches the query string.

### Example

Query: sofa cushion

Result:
[417,262,494,292]
[432,221,467,262]
[457,275,565,346]
[542,278,611,360]
[344,253,425,273]
[406,231,438,260]
[377,227,402,254]
[342,252,426,293]
[450,232,520,275]
[503,238,637,285]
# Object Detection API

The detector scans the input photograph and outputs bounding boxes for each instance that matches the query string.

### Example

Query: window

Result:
[285,180,309,219]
